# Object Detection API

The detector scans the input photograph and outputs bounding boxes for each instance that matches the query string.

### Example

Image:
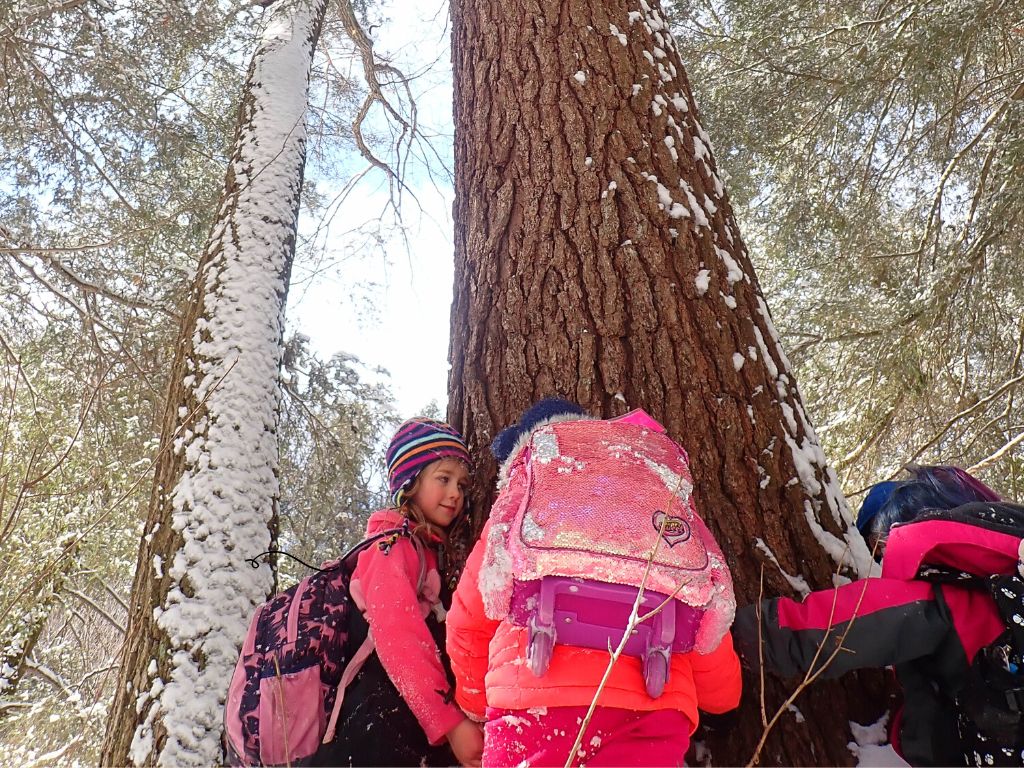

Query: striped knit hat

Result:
[386,418,470,506]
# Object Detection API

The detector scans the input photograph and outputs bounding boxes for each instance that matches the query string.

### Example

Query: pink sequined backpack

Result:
[479,409,735,697]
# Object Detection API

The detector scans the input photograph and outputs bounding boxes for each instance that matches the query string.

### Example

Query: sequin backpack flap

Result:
[479,409,735,698]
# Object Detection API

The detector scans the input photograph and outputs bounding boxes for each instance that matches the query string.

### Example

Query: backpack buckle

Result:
[378,519,413,554]
[1005,686,1024,713]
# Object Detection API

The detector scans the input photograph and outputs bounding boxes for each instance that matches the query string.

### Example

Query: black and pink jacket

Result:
[734,507,1022,766]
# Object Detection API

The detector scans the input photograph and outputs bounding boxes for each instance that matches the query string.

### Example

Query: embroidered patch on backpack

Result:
[652,510,691,547]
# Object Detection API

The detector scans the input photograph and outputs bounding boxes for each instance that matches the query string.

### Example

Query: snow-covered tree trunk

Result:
[448,0,885,764]
[100,1,329,764]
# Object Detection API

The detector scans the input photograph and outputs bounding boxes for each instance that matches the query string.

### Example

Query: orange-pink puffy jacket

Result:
[446,520,742,732]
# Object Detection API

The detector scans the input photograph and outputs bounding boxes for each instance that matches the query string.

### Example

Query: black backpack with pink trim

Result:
[223,523,422,767]
[896,502,1024,766]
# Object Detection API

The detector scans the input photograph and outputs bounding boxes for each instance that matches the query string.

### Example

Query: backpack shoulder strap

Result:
[987,573,1024,664]
[340,519,414,563]
[344,520,431,604]
[408,533,429,595]
[322,520,425,745]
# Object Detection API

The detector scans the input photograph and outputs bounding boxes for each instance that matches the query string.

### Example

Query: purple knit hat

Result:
[386,418,470,506]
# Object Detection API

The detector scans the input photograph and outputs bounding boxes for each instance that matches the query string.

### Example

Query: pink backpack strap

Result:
[242,603,263,656]
[322,632,376,743]
[610,408,665,432]
[287,576,311,643]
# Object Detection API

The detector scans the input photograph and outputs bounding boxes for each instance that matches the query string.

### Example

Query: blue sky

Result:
[289,0,456,417]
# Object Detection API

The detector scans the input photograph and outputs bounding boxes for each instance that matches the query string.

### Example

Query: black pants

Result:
[312,612,456,767]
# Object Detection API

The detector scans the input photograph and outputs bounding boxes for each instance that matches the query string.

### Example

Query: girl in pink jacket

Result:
[314,418,484,767]
[446,400,742,768]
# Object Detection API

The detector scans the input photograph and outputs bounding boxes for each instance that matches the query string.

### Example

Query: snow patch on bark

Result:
[754,538,810,597]
[695,269,711,295]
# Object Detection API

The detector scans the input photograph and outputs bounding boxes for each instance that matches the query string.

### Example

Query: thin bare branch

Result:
[746,542,875,766]
[969,430,1024,474]
[65,588,126,635]
[904,371,1024,465]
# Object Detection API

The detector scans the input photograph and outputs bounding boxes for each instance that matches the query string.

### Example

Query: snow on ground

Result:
[849,713,910,767]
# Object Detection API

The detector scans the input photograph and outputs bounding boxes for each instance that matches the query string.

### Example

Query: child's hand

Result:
[446,718,484,767]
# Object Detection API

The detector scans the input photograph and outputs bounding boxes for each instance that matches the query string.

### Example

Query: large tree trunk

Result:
[100,1,329,764]
[448,1,885,764]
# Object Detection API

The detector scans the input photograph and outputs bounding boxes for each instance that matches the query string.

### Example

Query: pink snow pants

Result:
[482,705,691,767]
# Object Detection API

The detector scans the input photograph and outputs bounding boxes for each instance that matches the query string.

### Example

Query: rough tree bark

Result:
[448,1,886,764]
[100,1,329,764]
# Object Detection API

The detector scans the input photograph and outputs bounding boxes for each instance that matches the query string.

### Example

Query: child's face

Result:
[408,458,470,529]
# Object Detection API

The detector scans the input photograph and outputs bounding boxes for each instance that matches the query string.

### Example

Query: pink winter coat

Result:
[349,509,465,744]
[446,519,743,732]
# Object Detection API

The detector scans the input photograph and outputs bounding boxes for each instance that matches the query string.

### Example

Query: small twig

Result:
[563,514,669,768]
[746,539,882,766]
[78,663,120,689]
[636,569,694,625]
[0,446,38,547]
[95,577,130,614]
[969,430,1024,474]
[65,588,126,635]
[564,470,693,767]
[0,332,41,403]
[757,566,767,728]
[33,252,174,317]
[904,370,1024,465]
[23,362,112,488]
[0,700,32,712]
[24,657,75,699]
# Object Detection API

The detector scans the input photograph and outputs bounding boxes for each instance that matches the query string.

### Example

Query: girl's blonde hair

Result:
[395,473,449,543]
